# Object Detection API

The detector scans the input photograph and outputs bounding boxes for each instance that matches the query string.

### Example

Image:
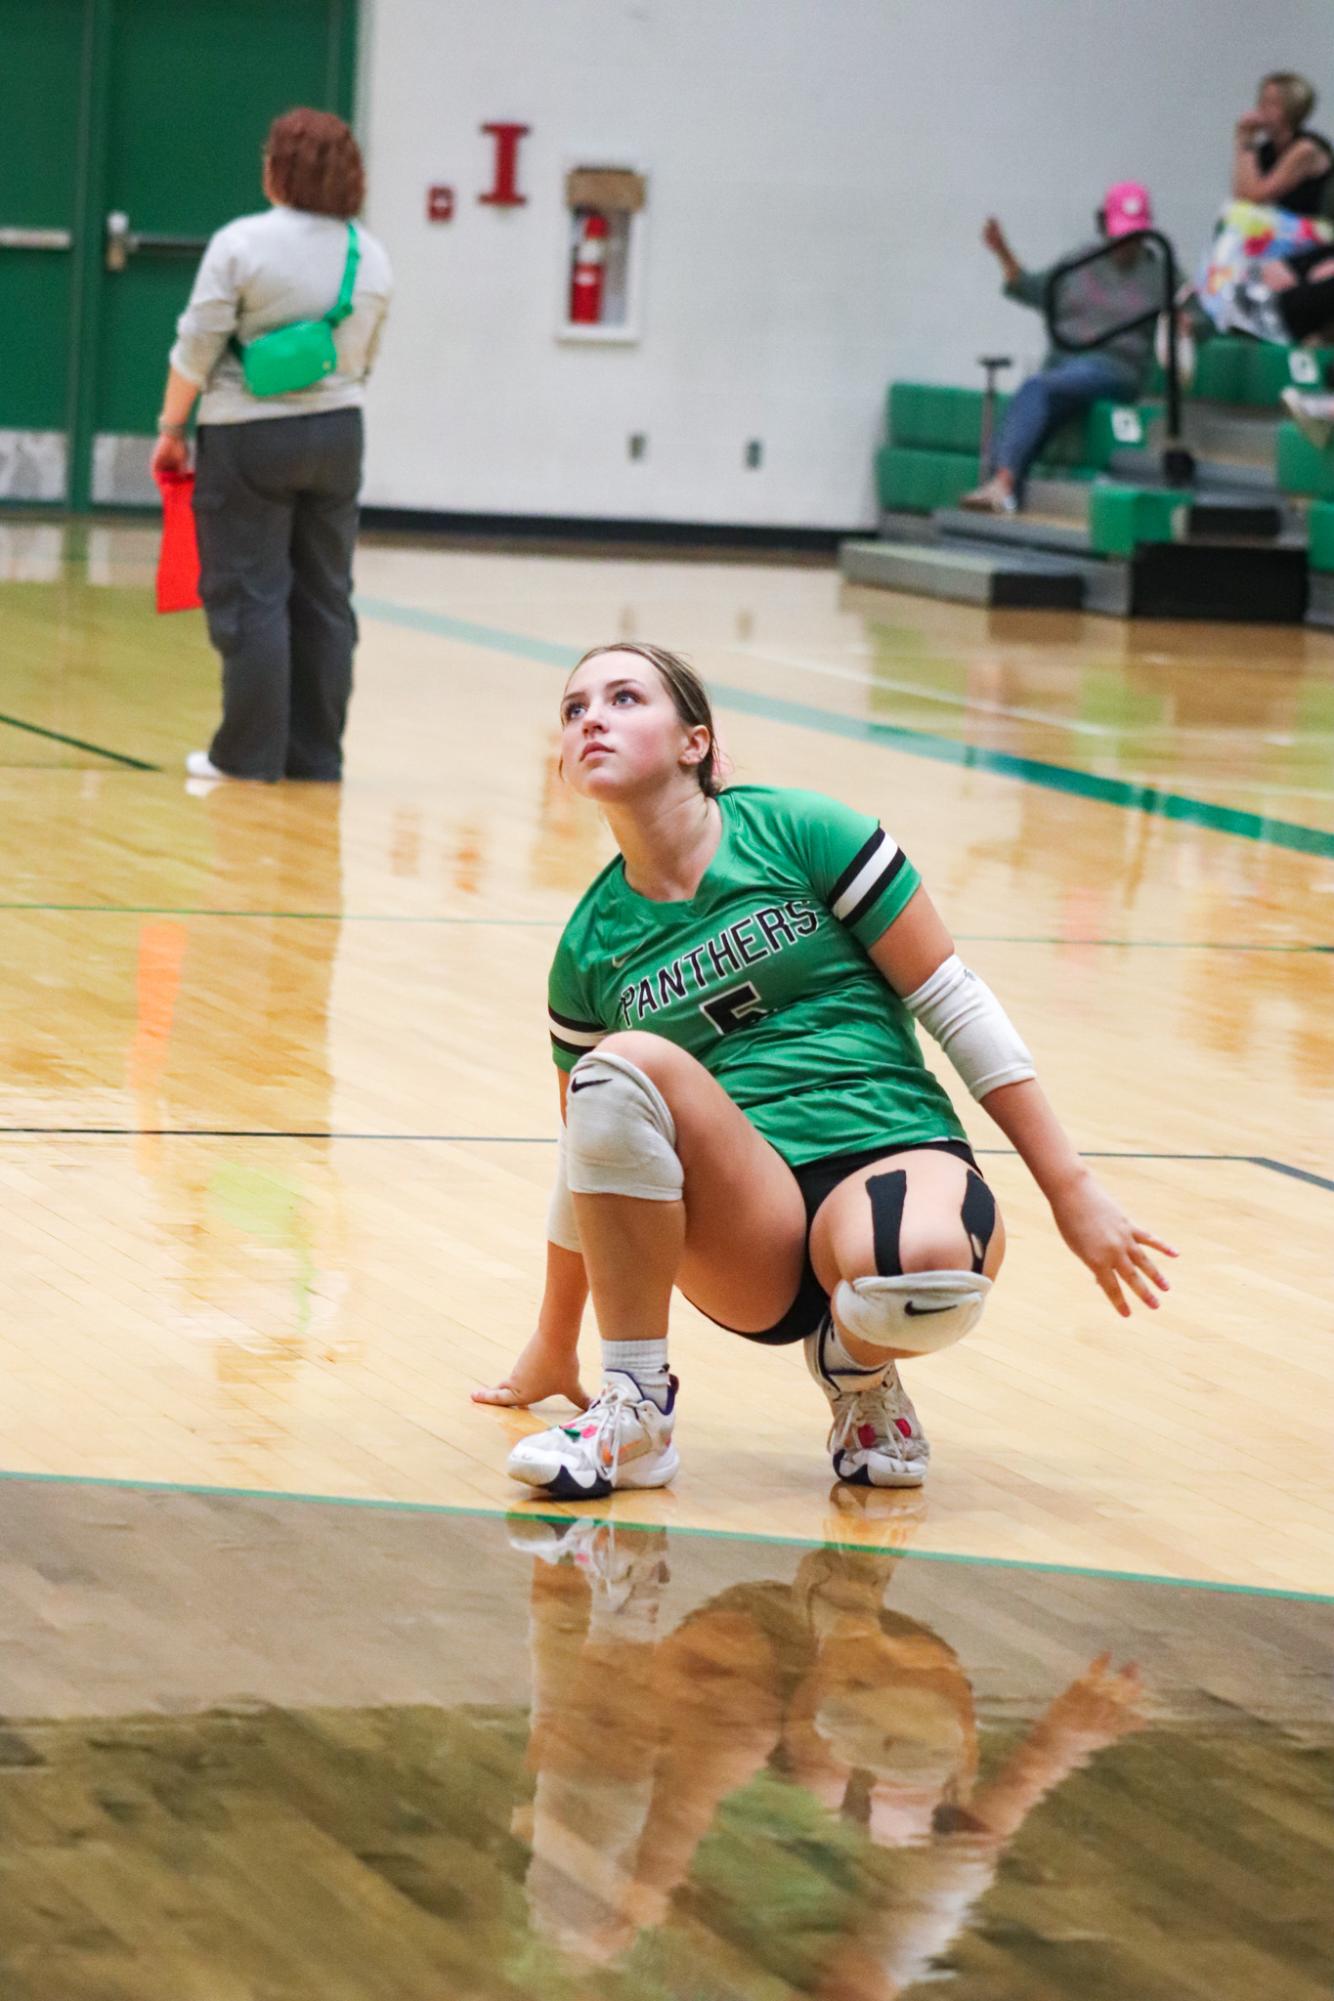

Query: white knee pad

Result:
[564,1051,684,1203]
[832,1270,991,1357]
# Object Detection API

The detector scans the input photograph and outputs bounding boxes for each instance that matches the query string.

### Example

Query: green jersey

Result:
[547,785,965,1167]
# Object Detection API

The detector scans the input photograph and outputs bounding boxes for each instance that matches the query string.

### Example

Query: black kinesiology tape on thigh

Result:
[866,1169,908,1277]
[961,1172,997,1274]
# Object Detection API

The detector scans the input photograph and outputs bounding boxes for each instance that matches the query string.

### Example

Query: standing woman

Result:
[151,109,392,782]
[475,645,1175,1501]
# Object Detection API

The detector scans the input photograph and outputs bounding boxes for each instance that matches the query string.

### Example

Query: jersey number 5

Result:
[700,981,769,1036]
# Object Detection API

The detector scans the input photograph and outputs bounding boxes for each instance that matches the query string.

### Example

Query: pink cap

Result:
[1103,181,1153,237]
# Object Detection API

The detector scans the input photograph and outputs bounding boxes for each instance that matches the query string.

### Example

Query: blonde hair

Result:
[1262,71,1317,130]
[568,643,724,796]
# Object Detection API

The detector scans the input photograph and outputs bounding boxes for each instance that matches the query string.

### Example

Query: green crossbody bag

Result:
[239,222,360,398]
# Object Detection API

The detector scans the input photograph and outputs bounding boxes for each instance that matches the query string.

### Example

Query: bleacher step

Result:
[1154,406,1282,470]
[1306,571,1334,630]
[841,538,1132,614]
[934,510,1093,558]
[1111,448,1278,496]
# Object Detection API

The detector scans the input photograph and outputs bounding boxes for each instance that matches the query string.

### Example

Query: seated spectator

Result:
[962,184,1160,516]
[1233,73,1333,217]
[1196,76,1334,334]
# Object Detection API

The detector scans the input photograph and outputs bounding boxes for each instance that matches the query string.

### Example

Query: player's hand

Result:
[1041,1653,1146,1751]
[1049,1172,1177,1316]
[981,216,1007,257]
[472,1329,589,1410]
[151,432,190,477]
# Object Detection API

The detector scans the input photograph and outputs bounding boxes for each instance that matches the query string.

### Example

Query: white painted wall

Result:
[359,0,1334,528]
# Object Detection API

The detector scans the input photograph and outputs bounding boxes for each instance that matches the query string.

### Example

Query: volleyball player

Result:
[473,645,1175,1498]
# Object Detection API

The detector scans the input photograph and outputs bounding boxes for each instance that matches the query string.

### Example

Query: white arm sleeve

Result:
[545,1125,582,1252]
[903,954,1035,1102]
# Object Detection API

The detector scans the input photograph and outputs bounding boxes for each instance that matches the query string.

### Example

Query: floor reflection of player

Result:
[131,783,351,1446]
[510,1519,1144,1995]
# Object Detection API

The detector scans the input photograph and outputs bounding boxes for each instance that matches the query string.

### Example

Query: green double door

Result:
[1,0,356,509]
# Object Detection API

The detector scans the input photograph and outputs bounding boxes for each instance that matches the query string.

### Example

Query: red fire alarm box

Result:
[427,185,455,223]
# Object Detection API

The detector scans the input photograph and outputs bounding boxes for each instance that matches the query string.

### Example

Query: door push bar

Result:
[105,211,208,271]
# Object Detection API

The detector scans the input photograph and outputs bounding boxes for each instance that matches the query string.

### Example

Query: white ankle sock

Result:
[811,1317,889,1395]
[602,1339,672,1409]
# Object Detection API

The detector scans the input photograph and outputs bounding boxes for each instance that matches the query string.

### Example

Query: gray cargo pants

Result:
[193,408,363,781]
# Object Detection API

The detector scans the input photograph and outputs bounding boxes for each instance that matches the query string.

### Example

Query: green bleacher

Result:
[1189,335,1334,405]
[1277,422,1334,501]
[876,384,1153,513]
[879,337,1334,519]
[877,335,1334,616]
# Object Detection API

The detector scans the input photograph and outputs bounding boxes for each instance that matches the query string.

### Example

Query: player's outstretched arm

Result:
[974,1076,1175,1317]
[472,1071,592,1409]
[868,888,1177,1317]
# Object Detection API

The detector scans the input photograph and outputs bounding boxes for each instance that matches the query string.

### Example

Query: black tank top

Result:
[1257,128,1334,215]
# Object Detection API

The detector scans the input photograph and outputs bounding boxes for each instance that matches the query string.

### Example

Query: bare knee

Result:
[596,1030,692,1089]
[896,1223,975,1275]
[899,1202,1006,1281]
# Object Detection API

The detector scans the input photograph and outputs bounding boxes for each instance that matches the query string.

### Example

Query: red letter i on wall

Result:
[479,123,530,206]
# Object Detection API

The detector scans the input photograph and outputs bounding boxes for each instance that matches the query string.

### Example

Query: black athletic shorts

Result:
[689,1137,979,1349]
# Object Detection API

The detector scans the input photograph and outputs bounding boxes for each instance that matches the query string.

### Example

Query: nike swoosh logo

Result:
[569,1077,609,1093]
[611,953,630,968]
[904,1301,953,1316]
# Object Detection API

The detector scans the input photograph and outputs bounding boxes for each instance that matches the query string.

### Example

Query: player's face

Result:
[559,653,700,800]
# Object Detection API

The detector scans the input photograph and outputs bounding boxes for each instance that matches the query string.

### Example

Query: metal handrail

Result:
[1043,229,1193,487]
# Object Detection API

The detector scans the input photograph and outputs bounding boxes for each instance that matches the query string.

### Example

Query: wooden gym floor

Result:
[0,518,1329,1997]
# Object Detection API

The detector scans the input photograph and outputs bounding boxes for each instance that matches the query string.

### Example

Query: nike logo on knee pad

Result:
[904,1301,953,1316]
[569,1078,609,1093]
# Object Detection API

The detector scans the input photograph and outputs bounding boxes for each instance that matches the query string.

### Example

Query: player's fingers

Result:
[1096,1267,1130,1316]
[1122,1262,1160,1309]
[471,1380,525,1406]
[1134,1228,1178,1257]
[1129,1243,1170,1292]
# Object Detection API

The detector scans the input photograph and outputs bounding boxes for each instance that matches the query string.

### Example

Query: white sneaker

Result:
[806,1320,929,1488]
[1280,386,1334,448]
[958,476,1018,515]
[185,750,227,780]
[506,1370,679,1500]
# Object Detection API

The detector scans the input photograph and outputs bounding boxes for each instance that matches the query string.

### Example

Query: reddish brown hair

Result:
[264,108,365,219]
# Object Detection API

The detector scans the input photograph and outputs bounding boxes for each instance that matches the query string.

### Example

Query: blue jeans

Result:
[990,356,1131,493]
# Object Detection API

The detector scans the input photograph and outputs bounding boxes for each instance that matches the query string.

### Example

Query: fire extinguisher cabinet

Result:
[559,165,647,343]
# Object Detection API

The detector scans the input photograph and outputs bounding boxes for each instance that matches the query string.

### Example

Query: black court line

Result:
[0,1129,1329,1193]
[0,712,159,771]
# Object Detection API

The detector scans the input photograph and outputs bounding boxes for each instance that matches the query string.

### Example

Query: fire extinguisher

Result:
[569,210,609,325]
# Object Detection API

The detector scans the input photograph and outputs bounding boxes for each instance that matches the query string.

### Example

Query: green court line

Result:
[357,594,1334,860]
[0,711,159,772]
[0,1465,1327,1605]
[0,902,1328,951]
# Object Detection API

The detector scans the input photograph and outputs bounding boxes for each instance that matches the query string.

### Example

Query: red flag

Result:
[154,468,202,614]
